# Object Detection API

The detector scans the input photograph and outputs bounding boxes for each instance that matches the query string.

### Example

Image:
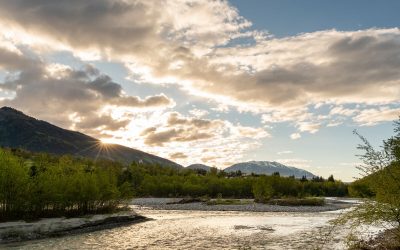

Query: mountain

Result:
[224,161,316,178]
[186,164,211,171]
[0,107,181,168]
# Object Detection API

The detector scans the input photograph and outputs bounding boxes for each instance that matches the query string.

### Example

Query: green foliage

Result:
[0,149,132,221]
[348,178,374,198]
[122,164,346,200]
[334,119,400,246]
[0,147,349,222]
[252,176,274,202]
[121,163,348,200]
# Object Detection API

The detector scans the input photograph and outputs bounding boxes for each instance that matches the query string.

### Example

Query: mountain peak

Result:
[224,161,316,178]
[0,106,181,168]
[0,106,26,116]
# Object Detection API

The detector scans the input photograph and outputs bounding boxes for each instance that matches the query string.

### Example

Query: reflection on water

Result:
[5,207,353,249]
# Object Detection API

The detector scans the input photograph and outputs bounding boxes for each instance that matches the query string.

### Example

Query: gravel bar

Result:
[131,198,355,213]
[0,211,148,244]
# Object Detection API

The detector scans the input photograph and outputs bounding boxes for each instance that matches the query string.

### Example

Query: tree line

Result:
[0,148,348,221]
[122,162,348,199]
[0,149,132,221]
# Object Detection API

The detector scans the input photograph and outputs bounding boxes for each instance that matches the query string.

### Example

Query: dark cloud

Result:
[113,94,174,108]
[142,112,223,146]
[144,129,181,146]
[167,112,219,128]
[143,127,214,146]
[0,0,158,56]
[0,47,174,136]
[0,46,38,71]
[1,0,399,131]
[75,115,130,131]
[169,152,188,159]
[88,75,122,98]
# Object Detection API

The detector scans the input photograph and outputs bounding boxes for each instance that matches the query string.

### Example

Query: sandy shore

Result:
[131,197,356,212]
[0,211,148,244]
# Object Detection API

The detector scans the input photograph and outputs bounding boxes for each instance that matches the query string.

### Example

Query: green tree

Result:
[335,120,400,246]
[252,176,274,203]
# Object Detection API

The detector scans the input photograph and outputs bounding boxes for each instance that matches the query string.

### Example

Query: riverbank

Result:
[131,197,356,212]
[0,211,148,244]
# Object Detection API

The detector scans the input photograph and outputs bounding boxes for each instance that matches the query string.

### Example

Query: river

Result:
[4,205,368,250]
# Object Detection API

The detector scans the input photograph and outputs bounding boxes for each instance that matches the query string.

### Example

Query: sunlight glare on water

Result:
[6,208,354,250]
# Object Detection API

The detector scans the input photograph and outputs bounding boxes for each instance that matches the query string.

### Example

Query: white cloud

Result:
[188,108,209,118]
[290,133,301,140]
[297,122,321,134]
[277,150,293,155]
[329,105,358,116]
[104,111,270,167]
[327,121,343,127]
[353,106,400,126]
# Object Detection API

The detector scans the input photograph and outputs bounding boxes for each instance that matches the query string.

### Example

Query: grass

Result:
[267,197,325,206]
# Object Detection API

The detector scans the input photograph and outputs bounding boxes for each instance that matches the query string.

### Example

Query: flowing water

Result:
[3,206,375,249]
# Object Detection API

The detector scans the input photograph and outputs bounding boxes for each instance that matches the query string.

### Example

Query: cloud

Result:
[0,42,37,71]
[1,0,400,171]
[326,121,343,127]
[128,111,269,167]
[188,108,209,118]
[1,1,399,127]
[329,106,358,116]
[277,150,293,155]
[141,112,227,146]
[143,128,215,146]
[0,45,174,137]
[112,94,175,108]
[353,107,400,126]
[169,152,188,159]
[297,122,321,134]
[290,133,301,140]
[0,0,249,57]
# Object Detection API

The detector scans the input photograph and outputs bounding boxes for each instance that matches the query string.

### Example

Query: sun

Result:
[99,138,111,145]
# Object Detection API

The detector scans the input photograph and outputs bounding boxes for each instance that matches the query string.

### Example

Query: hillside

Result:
[0,107,181,168]
[224,161,316,178]
[186,164,211,171]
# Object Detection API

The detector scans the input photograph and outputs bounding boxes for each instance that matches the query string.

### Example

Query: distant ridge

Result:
[0,107,182,168]
[186,164,211,171]
[224,161,316,178]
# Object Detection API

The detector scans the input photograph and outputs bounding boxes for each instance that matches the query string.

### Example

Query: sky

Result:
[0,0,399,181]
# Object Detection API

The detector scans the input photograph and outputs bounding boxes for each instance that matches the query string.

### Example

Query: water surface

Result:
[5,206,358,249]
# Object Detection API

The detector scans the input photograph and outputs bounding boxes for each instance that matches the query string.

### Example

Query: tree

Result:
[272,171,280,176]
[252,176,274,203]
[334,120,400,247]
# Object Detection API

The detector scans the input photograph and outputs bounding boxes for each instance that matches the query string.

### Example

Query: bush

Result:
[252,177,274,203]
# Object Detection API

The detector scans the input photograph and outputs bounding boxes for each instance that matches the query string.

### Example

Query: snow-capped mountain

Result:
[224,161,316,178]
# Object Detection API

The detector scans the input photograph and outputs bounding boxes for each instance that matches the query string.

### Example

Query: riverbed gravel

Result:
[131,198,354,212]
